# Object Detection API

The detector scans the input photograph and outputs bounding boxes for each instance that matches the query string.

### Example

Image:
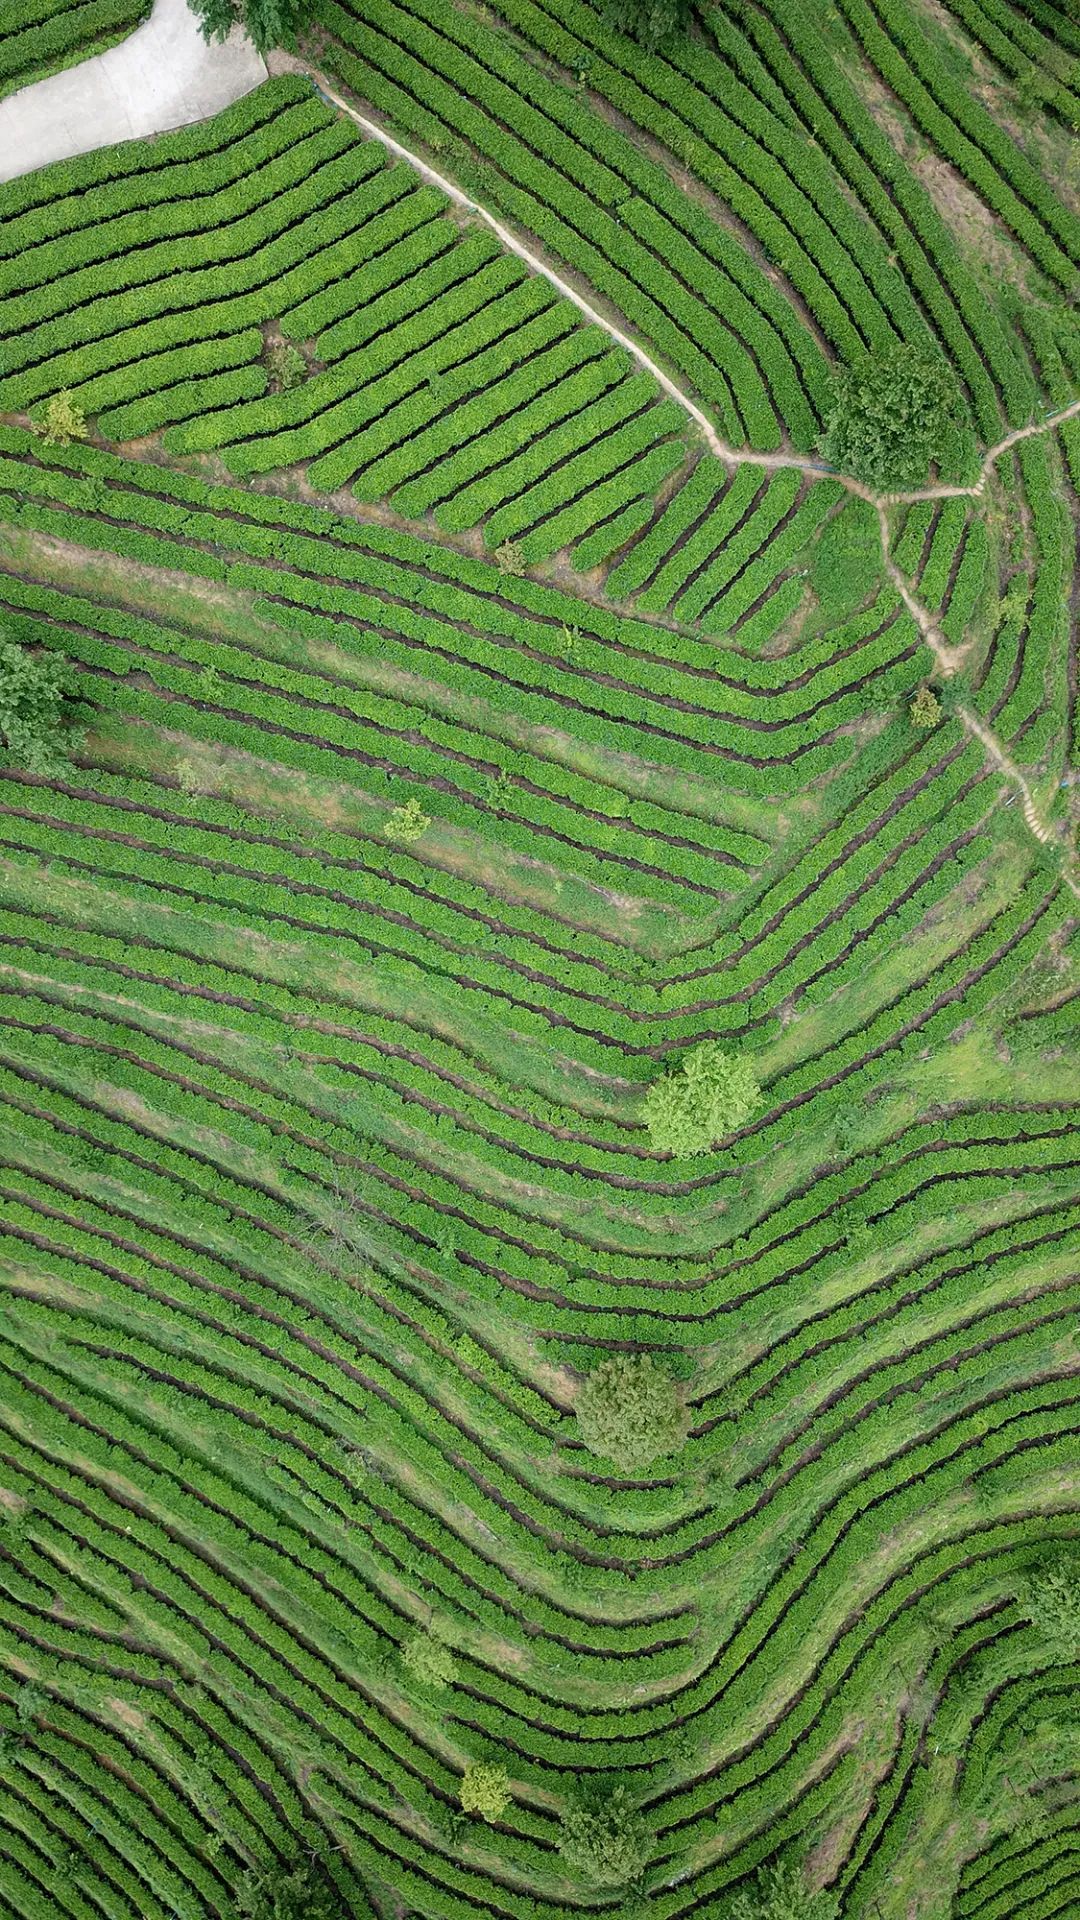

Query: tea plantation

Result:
[0,1,1078,1917]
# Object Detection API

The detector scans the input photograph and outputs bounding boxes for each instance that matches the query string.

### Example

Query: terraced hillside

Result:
[0,3,1078,1917]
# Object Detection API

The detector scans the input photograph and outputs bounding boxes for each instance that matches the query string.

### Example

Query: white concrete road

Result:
[0,0,265,184]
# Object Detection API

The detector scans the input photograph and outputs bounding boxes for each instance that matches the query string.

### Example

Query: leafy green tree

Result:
[557,1787,652,1888]
[460,1762,510,1823]
[910,685,942,728]
[0,640,84,778]
[1019,1557,1080,1658]
[604,0,688,51]
[401,1629,458,1690]
[236,1858,338,1920]
[820,345,961,489]
[265,337,308,392]
[728,1858,839,1920]
[384,796,431,845]
[33,391,88,447]
[185,0,312,55]
[643,1041,761,1155]
[575,1353,685,1471]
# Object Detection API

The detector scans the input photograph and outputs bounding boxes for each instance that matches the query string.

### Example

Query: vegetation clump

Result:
[727,1858,840,1920]
[643,1041,761,1155]
[603,0,688,51]
[1018,1557,1080,1658]
[910,685,942,728]
[460,1762,511,1822]
[236,1859,338,1920]
[0,640,84,778]
[401,1628,458,1690]
[265,336,308,392]
[384,796,431,845]
[185,0,312,53]
[557,1787,652,1887]
[575,1353,685,1471]
[33,391,88,447]
[820,345,961,489]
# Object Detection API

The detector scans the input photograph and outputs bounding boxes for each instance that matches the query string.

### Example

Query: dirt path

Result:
[286,58,1077,878]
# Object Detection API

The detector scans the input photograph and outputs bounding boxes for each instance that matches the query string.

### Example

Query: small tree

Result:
[237,1859,338,1920]
[910,685,942,728]
[728,1858,840,1920]
[557,1787,652,1888]
[494,540,525,576]
[460,1762,510,1823]
[384,796,430,845]
[643,1041,761,1156]
[185,0,312,52]
[604,0,688,50]
[33,391,88,448]
[820,345,961,490]
[1018,1558,1080,1659]
[401,1629,458,1690]
[0,640,84,778]
[265,337,307,393]
[575,1353,686,1472]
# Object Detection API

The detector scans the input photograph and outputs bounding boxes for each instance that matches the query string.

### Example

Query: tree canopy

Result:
[643,1041,761,1156]
[820,345,961,489]
[401,1629,458,1690]
[575,1353,685,1472]
[185,0,312,54]
[603,0,688,51]
[557,1788,652,1888]
[236,1860,339,1920]
[460,1762,511,1823]
[0,639,84,778]
[1019,1557,1080,1659]
[728,1859,840,1920]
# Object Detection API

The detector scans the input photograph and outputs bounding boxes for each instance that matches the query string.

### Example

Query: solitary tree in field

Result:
[557,1787,652,1888]
[575,1353,686,1471]
[32,391,88,447]
[604,0,689,51]
[728,1857,840,1920]
[185,0,312,54]
[0,639,84,778]
[237,1859,338,1920]
[643,1040,761,1156]
[820,344,961,489]
[460,1762,511,1823]
[910,685,942,729]
[401,1628,458,1690]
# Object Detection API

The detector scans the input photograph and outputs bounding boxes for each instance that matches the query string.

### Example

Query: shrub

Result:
[401,1629,458,1689]
[185,0,312,53]
[575,1354,686,1471]
[728,1858,840,1920]
[643,1041,761,1155]
[494,540,525,575]
[557,1787,652,1887]
[0,640,84,778]
[384,796,431,844]
[603,0,689,50]
[1018,1557,1080,1658]
[460,1762,510,1822]
[910,685,942,728]
[265,337,308,393]
[33,391,88,447]
[820,346,961,489]
[236,1859,338,1920]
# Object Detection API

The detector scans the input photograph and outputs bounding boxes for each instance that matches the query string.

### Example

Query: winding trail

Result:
[288,58,1077,883]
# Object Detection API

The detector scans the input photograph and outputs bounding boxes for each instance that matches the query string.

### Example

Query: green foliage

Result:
[643,1041,762,1155]
[603,0,688,50]
[401,1629,458,1689]
[384,796,431,845]
[910,685,942,728]
[265,337,308,393]
[820,346,962,489]
[33,391,88,447]
[727,1859,840,1920]
[557,1788,652,1887]
[185,0,312,53]
[459,1762,511,1822]
[575,1353,686,1471]
[494,540,525,576]
[236,1861,339,1920]
[1018,1557,1080,1658]
[0,640,84,778]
